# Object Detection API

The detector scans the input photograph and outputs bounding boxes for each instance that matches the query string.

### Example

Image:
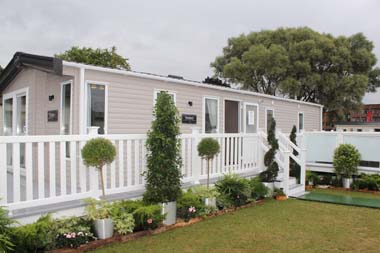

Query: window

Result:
[298,112,304,132]
[265,109,274,132]
[61,82,72,157]
[204,97,218,133]
[375,129,380,132]
[154,90,176,105]
[357,129,362,132]
[87,83,106,134]
[61,82,72,135]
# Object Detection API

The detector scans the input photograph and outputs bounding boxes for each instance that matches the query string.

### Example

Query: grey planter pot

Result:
[94,218,114,239]
[162,201,176,225]
[343,177,352,189]
[205,197,216,208]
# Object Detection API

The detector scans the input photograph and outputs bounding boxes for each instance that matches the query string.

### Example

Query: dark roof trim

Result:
[336,121,380,126]
[0,52,62,94]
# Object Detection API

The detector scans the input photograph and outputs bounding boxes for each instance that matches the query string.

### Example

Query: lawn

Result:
[93,199,380,253]
[310,188,380,199]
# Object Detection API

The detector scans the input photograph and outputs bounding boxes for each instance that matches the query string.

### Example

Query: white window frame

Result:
[3,87,29,136]
[60,80,73,135]
[298,112,304,132]
[243,102,259,134]
[153,89,177,105]
[85,80,109,134]
[264,107,275,132]
[203,96,219,134]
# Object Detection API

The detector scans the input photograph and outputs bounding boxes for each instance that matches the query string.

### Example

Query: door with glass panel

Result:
[243,103,258,169]
[3,91,27,168]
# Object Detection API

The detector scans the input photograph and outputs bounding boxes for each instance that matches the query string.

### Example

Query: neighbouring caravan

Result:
[0,52,323,137]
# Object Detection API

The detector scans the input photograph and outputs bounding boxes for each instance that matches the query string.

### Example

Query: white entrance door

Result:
[242,103,259,169]
[3,89,28,167]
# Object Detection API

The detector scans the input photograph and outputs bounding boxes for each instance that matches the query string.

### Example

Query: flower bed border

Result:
[50,199,265,253]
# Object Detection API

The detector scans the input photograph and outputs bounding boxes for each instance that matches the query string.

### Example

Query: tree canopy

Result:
[0,65,3,75]
[211,27,380,119]
[56,46,131,70]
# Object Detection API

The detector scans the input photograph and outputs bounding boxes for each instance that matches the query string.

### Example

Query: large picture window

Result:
[204,97,218,133]
[87,83,106,134]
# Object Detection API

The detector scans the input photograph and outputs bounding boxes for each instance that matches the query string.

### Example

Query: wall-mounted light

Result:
[188,101,193,107]
[49,95,54,101]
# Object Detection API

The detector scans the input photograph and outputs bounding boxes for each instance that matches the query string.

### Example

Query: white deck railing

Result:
[0,131,262,213]
[303,131,380,173]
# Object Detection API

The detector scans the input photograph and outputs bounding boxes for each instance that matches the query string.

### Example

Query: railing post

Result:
[283,150,290,196]
[299,132,307,187]
[191,128,202,185]
[257,129,265,172]
[336,130,344,147]
[87,127,101,199]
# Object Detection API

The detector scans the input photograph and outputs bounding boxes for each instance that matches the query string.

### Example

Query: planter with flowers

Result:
[273,188,287,201]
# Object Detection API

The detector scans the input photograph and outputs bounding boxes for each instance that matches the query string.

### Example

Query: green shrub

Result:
[198,138,221,188]
[351,174,380,191]
[54,216,95,249]
[177,190,206,222]
[84,198,112,220]
[143,91,182,204]
[11,214,56,253]
[215,174,250,207]
[111,200,144,214]
[289,126,300,181]
[82,138,116,198]
[0,205,15,252]
[306,171,319,185]
[333,144,361,178]
[109,202,135,235]
[260,118,279,182]
[189,185,219,199]
[132,205,164,231]
[249,177,268,200]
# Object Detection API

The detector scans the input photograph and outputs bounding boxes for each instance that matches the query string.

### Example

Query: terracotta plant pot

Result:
[275,195,287,201]
[305,185,313,190]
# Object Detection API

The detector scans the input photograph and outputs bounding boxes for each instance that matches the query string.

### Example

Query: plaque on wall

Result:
[48,110,59,122]
[182,114,197,124]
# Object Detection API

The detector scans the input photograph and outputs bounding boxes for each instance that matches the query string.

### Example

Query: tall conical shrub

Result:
[259,118,279,182]
[143,92,182,204]
[289,125,300,181]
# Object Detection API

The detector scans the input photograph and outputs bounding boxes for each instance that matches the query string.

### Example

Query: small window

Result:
[357,129,362,132]
[374,129,380,132]
[266,109,274,132]
[87,83,106,134]
[154,90,176,105]
[343,129,347,132]
[204,97,218,133]
[298,112,304,132]
[61,82,72,157]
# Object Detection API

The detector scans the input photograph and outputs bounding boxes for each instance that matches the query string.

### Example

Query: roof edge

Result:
[0,52,62,94]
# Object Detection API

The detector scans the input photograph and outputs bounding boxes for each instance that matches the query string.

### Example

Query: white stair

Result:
[275,171,306,197]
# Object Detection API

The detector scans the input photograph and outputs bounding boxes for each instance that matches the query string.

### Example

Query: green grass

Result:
[93,199,380,253]
[310,188,380,199]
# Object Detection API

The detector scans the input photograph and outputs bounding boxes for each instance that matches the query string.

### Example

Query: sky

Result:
[0,0,379,103]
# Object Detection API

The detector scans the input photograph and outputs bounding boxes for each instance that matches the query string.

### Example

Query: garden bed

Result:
[51,199,265,253]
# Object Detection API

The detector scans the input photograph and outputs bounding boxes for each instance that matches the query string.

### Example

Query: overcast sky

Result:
[1,0,379,103]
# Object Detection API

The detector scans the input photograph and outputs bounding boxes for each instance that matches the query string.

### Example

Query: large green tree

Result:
[56,46,131,70]
[0,65,3,75]
[211,27,379,120]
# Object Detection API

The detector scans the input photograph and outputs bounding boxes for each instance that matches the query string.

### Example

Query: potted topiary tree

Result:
[82,137,116,239]
[143,91,182,225]
[259,118,279,192]
[197,137,220,207]
[333,144,361,189]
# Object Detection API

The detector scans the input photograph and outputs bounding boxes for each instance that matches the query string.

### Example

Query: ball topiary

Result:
[82,138,116,198]
[333,144,361,179]
[197,138,220,188]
